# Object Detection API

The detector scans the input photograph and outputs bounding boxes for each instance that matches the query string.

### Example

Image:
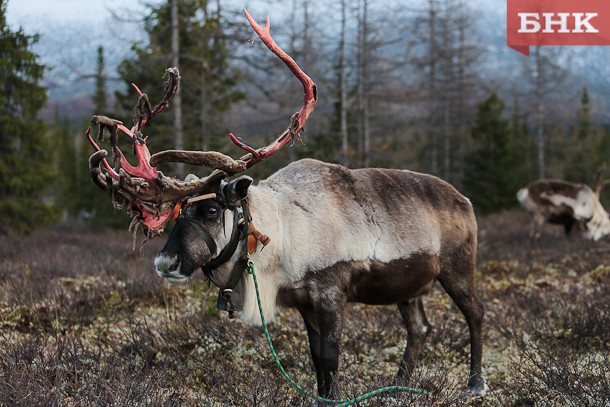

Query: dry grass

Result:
[0,213,609,406]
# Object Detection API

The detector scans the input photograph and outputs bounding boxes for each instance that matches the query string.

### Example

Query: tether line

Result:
[247,261,430,406]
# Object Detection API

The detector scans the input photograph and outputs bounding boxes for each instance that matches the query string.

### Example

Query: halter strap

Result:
[178,198,252,317]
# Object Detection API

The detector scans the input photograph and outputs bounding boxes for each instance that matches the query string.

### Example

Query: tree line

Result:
[1,0,608,232]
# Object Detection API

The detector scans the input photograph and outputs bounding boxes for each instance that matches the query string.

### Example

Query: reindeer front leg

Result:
[315,294,346,399]
[298,306,325,396]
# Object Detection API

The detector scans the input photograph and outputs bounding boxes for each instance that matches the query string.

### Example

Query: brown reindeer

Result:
[517,169,610,241]
[86,10,487,399]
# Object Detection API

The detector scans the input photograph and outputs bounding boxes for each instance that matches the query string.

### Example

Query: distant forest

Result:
[1,0,609,232]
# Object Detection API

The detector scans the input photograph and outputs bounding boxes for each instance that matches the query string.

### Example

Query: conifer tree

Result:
[94,46,108,114]
[463,92,518,214]
[564,87,600,185]
[509,96,534,187]
[0,0,58,232]
[83,44,130,227]
[53,115,76,219]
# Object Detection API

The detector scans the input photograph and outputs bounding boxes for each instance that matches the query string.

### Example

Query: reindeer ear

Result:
[184,173,200,183]
[223,176,253,204]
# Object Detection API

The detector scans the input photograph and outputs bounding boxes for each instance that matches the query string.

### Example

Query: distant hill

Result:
[20,17,141,120]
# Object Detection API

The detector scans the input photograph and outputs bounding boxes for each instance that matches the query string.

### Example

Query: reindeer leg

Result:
[297,306,325,397]
[395,298,431,384]
[563,219,574,236]
[437,253,487,396]
[315,296,346,399]
[531,214,545,240]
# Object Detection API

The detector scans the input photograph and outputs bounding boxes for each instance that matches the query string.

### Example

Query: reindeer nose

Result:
[154,253,180,275]
[167,257,180,272]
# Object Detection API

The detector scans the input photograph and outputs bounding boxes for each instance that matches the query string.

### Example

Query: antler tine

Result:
[230,9,318,169]
[85,66,229,234]
[150,150,247,174]
[132,68,181,133]
[147,11,318,173]
[89,115,159,181]
[88,150,113,193]
[86,127,120,180]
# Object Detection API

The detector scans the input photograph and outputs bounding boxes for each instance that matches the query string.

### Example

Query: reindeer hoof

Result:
[467,381,490,397]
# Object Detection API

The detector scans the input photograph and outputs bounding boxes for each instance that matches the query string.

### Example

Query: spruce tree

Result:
[463,92,517,214]
[0,0,58,232]
[94,46,108,114]
[509,96,534,187]
[53,115,76,220]
[82,44,130,227]
[564,87,600,184]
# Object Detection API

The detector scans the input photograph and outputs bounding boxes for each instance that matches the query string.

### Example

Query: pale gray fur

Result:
[206,159,473,324]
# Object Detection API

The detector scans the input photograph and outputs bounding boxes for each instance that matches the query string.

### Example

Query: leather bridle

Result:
[175,196,252,318]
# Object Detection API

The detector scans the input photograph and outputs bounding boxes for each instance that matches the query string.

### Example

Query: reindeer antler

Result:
[85,9,317,237]
[148,9,318,169]
[229,9,318,168]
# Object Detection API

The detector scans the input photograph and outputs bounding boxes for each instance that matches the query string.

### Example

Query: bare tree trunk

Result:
[362,0,370,168]
[534,46,545,179]
[442,96,450,180]
[200,67,208,151]
[200,3,209,152]
[286,0,299,163]
[171,0,184,176]
[415,0,478,181]
[428,0,438,175]
[454,16,467,188]
[356,2,363,166]
[357,0,370,168]
[339,0,349,167]
[441,1,451,182]
[302,1,311,65]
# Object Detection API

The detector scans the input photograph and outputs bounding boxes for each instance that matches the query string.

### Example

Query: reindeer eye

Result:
[196,203,221,220]
[207,206,219,217]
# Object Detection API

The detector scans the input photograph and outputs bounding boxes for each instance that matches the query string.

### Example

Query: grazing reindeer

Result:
[517,169,610,241]
[85,10,487,399]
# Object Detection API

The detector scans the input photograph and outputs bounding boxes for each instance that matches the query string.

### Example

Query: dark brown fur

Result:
[155,159,487,398]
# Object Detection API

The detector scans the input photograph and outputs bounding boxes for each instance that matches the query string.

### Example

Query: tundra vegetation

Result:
[0,212,608,405]
[83,7,489,399]
[1,0,609,405]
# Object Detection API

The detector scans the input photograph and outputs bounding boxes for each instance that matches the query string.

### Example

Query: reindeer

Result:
[85,10,487,399]
[517,170,610,241]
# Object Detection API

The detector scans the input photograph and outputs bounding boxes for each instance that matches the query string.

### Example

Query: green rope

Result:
[247,261,430,406]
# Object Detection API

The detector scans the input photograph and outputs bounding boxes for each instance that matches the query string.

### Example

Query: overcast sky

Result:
[5,0,157,37]
[6,0,138,23]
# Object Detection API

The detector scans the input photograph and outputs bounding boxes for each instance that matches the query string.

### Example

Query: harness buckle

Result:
[220,289,235,319]
[217,281,244,318]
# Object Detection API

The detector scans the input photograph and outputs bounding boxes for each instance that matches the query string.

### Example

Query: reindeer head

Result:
[87,10,316,281]
[588,166,610,240]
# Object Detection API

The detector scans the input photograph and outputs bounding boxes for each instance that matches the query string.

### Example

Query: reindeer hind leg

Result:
[394,298,431,384]
[437,244,488,395]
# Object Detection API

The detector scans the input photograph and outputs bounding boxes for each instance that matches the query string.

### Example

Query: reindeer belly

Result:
[277,252,440,308]
[346,252,440,304]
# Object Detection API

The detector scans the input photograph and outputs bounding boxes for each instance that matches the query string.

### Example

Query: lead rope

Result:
[247,261,430,406]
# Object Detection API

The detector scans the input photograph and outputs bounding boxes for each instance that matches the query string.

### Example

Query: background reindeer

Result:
[86,10,487,399]
[517,168,610,241]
